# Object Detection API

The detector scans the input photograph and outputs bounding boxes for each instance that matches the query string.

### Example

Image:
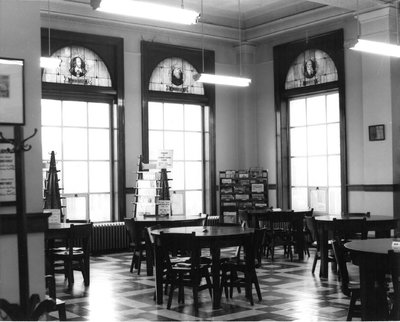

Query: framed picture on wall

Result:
[0,57,24,125]
[0,142,16,205]
[368,124,385,141]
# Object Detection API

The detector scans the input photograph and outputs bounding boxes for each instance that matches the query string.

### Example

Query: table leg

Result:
[210,246,221,309]
[295,221,304,260]
[146,243,154,276]
[154,244,163,305]
[319,228,328,278]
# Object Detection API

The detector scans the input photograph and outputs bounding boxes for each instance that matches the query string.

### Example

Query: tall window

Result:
[147,102,209,216]
[41,99,114,222]
[289,92,341,214]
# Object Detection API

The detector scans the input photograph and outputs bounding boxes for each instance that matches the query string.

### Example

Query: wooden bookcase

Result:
[219,168,269,223]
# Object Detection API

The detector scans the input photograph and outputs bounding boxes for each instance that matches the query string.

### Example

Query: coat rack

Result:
[0,127,55,320]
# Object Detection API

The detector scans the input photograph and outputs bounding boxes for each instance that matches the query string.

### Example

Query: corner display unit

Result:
[219,168,269,223]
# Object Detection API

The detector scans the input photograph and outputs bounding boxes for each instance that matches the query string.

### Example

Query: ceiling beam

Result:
[306,0,393,12]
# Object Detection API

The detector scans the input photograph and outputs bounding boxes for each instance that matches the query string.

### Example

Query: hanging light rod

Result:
[193,73,251,87]
[350,39,400,57]
[90,0,200,25]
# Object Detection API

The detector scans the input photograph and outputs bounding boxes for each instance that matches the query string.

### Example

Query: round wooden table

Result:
[314,215,398,278]
[151,225,255,309]
[345,238,398,321]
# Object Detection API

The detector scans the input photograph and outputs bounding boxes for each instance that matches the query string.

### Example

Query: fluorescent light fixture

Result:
[193,73,251,87]
[350,39,400,57]
[91,0,199,25]
[40,57,61,68]
[0,59,23,66]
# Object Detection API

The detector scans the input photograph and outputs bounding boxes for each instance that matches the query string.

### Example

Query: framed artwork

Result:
[0,57,24,125]
[369,124,385,141]
[0,142,16,205]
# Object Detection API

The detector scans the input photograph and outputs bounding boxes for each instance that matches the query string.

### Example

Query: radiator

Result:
[91,222,130,254]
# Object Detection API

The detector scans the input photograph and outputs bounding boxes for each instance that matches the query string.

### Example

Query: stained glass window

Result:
[285,49,338,90]
[149,57,204,95]
[42,46,112,87]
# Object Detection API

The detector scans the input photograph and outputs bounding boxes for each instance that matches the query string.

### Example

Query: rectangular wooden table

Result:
[151,225,254,309]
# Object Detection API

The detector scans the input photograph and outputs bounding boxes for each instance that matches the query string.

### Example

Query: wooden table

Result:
[132,215,206,275]
[315,215,398,278]
[151,225,255,309]
[345,238,397,321]
[243,209,307,260]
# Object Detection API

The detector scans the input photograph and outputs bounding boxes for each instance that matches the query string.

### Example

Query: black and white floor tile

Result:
[48,249,356,321]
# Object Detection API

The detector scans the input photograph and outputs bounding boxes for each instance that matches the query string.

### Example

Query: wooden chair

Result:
[124,218,147,274]
[262,210,296,261]
[304,215,336,274]
[331,239,361,321]
[47,223,92,288]
[332,217,368,242]
[220,228,265,305]
[159,231,213,310]
[388,249,400,320]
[45,275,66,321]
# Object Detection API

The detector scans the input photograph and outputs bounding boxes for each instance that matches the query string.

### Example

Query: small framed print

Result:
[369,124,385,141]
[0,57,24,125]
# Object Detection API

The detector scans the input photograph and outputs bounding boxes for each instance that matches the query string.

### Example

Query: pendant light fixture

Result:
[193,0,252,87]
[40,0,61,68]
[350,0,400,57]
[91,0,199,25]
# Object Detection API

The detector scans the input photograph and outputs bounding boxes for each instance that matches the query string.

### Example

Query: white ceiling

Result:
[48,0,396,43]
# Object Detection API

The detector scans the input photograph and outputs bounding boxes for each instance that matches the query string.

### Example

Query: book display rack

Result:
[219,168,269,223]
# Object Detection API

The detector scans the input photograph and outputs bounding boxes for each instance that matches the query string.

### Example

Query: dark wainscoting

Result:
[0,212,48,235]
[347,184,400,192]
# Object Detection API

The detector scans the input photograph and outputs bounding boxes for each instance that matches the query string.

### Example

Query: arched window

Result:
[42,45,112,86]
[41,30,125,222]
[274,30,346,214]
[141,41,216,217]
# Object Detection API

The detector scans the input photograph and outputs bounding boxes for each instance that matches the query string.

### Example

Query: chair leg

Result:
[346,293,357,321]
[130,253,135,273]
[137,250,142,275]
[253,274,262,302]
[57,302,67,321]
[311,252,318,274]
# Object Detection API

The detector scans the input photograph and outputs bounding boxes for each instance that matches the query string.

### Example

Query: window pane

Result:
[41,127,61,159]
[164,131,184,160]
[164,103,183,130]
[329,188,341,215]
[42,99,61,126]
[170,161,184,190]
[89,161,110,193]
[290,98,306,126]
[204,106,209,132]
[310,188,327,212]
[63,161,88,193]
[89,129,110,160]
[308,125,326,156]
[149,131,164,161]
[88,103,109,128]
[185,190,202,216]
[291,157,307,186]
[184,104,202,131]
[308,156,327,186]
[148,102,163,130]
[185,132,202,160]
[63,101,87,127]
[327,123,340,155]
[290,127,307,156]
[291,188,308,209]
[65,196,87,221]
[185,162,202,190]
[306,96,326,125]
[90,194,110,222]
[327,93,339,123]
[328,156,341,186]
[63,128,88,160]
[171,191,184,215]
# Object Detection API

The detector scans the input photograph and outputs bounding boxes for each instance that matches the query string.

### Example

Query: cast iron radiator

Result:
[91,222,130,254]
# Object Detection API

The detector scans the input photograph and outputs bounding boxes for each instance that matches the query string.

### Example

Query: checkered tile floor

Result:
[48,248,357,321]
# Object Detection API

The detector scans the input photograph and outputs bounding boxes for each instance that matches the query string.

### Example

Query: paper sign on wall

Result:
[157,149,173,169]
